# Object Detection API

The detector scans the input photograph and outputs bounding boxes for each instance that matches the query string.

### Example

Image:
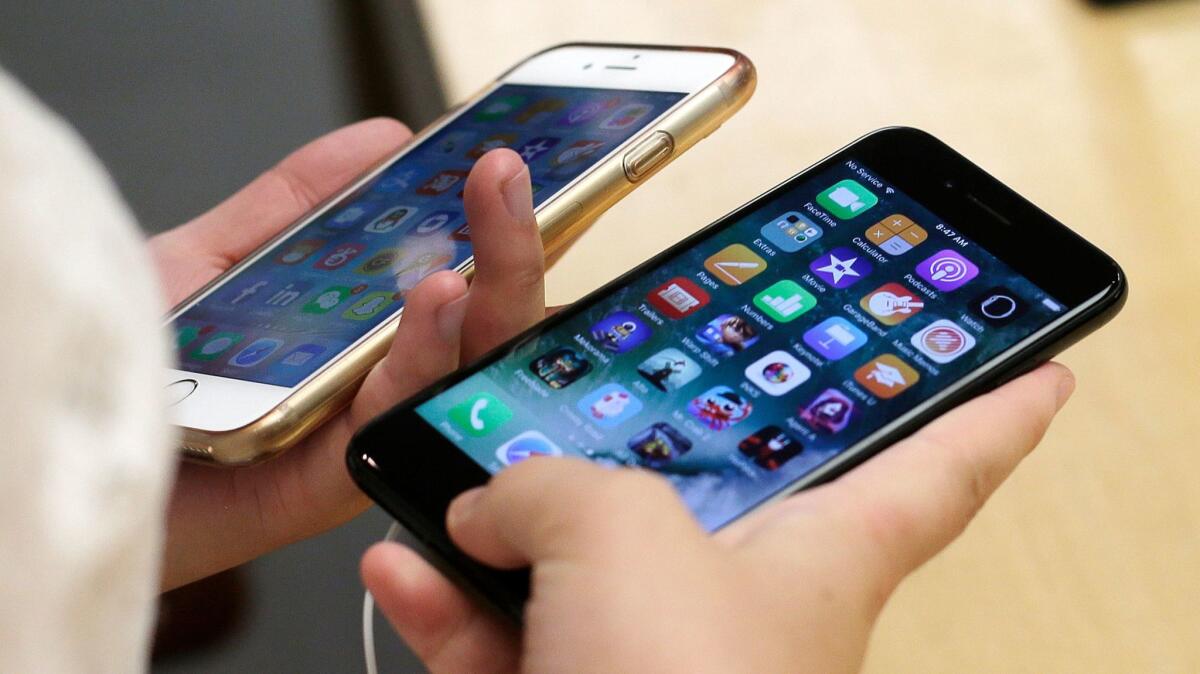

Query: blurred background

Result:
[2,0,1197,671]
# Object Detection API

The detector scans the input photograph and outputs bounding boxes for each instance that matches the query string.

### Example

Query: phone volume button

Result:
[622,130,675,182]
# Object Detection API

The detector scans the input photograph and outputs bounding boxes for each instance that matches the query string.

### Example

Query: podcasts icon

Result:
[915,249,979,292]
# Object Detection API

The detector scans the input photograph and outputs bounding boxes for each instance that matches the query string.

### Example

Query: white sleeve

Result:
[0,69,174,673]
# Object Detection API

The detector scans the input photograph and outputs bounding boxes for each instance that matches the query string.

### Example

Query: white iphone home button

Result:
[165,379,198,406]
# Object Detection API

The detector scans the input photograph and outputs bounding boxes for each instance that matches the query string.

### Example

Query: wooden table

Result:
[419,1,1200,670]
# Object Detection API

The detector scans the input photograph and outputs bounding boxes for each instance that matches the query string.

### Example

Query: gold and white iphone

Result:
[166,43,755,465]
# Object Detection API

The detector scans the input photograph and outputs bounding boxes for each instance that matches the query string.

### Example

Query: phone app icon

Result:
[356,248,401,276]
[280,343,325,367]
[703,243,767,286]
[314,243,366,270]
[817,179,879,219]
[377,168,417,193]
[687,385,753,431]
[599,102,653,130]
[589,310,651,354]
[411,210,459,237]
[225,279,269,305]
[800,388,856,434]
[474,94,526,121]
[744,350,811,397]
[416,170,469,196]
[229,338,283,368]
[302,286,353,314]
[970,286,1029,326]
[854,354,920,399]
[696,314,759,358]
[636,348,702,392]
[753,280,816,323]
[431,131,474,155]
[577,383,644,428]
[759,211,823,253]
[915,249,979,292]
[263,281,311,308]
[364,206,417,234]
[864,214,927,255]
[495,431,562,466]
[449,392,513,438]
[341,291,396,321]
[274,239,325,265]
[810,246,873,289]
[189,332,243,361]
[530,347,592,390]
[802,316,868,361]
[513,97,566,124]
[647,277,709,319]
[548,140,605,169]
[738,426,804,471]
[910,318,977,364]
[627,422,692,466]
[324,204,371,231]
[515,136,561,162]
[860,282,926,325]
[466,133,518,160]
[557,97,620,126]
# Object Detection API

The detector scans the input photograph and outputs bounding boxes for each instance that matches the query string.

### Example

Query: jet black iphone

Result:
[347,127,1127,622]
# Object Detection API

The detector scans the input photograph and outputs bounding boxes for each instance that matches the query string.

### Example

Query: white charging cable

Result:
[363,520,403,674]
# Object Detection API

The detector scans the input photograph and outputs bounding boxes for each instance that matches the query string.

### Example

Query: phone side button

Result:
[165,379,198,406]
[622,130,675,182]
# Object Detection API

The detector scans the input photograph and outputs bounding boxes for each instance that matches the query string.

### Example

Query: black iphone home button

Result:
[165,379,198,406]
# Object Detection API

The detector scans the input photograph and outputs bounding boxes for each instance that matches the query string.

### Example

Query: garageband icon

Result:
[860,282,925,325]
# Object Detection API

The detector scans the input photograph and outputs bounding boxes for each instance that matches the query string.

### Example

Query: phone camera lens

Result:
[943,180,956,190]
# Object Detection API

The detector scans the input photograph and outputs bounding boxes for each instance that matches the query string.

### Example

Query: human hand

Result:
[151,120,547,590]
[362,363,1074,673]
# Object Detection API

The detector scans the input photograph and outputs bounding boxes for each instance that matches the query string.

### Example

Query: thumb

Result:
[446,457,705,569]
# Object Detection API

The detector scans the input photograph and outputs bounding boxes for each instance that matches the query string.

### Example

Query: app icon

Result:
[744,350,811,396]
[548,140,605,170]
[599,102,653,129]
[411,210,459,237]
[753,279,816,323]
[341,291,396,321]
[495,431,562,465]
[263,281,311,307]
[416,170,469,196]
[589,311,651,354]
[738,426,803,471]
[450,223,471,242]
[627,422,692,466]
[229,338,283,368]
[864,214,927,255]
[800,388,856,434]
[647,277,710,319]
[363,206,417,234]
[817,179,879,219]
[176,325,201,349]
[687,385,753,431]
[431,131,473,155]
[314,243,366,270]
[513,98,566,124]
[226,279,268,305]
[970,286,1029,326]
[703,243,767,286]
[466,133,518,160]
[759,211,823,252]
[910,318,977,364]
[449,392,513,437]
[303,286,353,314]
[280,343,325,367]
[810,247,873,289]
[854,354,920,399]
[915,249,979,292]
[802,316,869,361]
[577,383,644,428]
[356,248,401,276]
[274,239,325,265]
[860,282,926,325]
[189,332,243,361]
[556,97,620,126]
[474,94,526,121]
[324,204,370,231]
[636,348,702,392]
[515,136,560,162]
[530,347,592,390]
[696,314,759,358]
[377,169,417,192]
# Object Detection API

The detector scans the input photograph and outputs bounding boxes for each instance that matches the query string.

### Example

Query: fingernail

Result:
[446,487,484,530]
[1055,368,1076,411]
[501,164,534,223]
[435,294,468,341]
